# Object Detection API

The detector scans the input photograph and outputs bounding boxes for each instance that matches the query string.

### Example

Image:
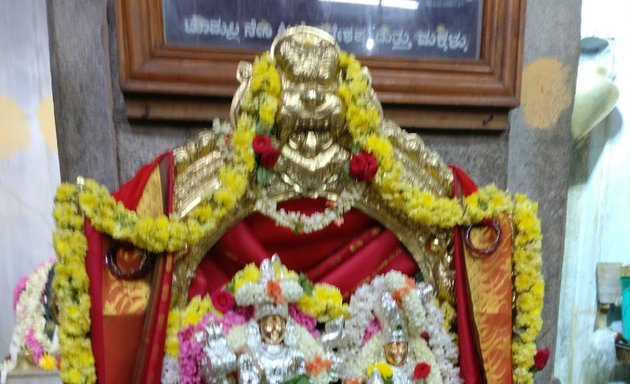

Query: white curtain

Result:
[0,0,60,358]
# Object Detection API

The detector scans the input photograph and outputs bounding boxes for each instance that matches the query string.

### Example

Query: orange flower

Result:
[306,356,332,375]
[344,379,360,384]
[392,277,416,304]
[267,280,286,305]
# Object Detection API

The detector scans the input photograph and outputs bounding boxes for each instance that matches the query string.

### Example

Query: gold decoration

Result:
[50,26,545,384]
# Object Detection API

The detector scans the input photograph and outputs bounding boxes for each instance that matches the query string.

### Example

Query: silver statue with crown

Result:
[235,255,306,384]
[367,292,414,384]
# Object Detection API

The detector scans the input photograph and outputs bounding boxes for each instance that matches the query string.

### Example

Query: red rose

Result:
[413,362,431,379]
[364,154,378,182]
[349,151,367,180]
[420,331,430,343]
[533,348,550,370]
[252,134,272,155]
[260,147,281,168]
[349,151,379,182]
[211,289,235,313]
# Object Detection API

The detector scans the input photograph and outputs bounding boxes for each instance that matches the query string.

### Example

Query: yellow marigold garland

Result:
[51,184,96,384]
[512,194,544,384]
[51,49,544,384]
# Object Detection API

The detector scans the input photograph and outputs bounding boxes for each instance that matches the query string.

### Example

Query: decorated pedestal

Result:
[43,26,547,384]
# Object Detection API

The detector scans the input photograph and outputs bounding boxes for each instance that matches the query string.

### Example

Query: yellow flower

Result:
[364,135,391,159]
[214,188,237,209]
[39,354,58,370]
[62,368,84,384]
[259,97,277,127]
[55,183,77,202]
[233,263,261,292]
[184,308,201,326]
[165,336,179,356]
[367,361,393,379]
[298,294,325,318]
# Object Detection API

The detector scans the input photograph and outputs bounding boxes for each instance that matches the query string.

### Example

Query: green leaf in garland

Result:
[257,167,270,184]
[280,374,310,384]
[298,273,314,295]
[351,142,362,154]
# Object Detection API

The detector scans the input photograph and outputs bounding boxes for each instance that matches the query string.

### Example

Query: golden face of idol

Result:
[258,314,286,345]
[384,341,409,367]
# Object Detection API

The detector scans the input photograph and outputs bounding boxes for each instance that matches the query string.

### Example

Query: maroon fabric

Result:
[85,151,172,383]
[450,164,484,384]
[85,220,106,382]
[139,152,175,384]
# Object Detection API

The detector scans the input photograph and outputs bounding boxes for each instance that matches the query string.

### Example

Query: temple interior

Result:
[1,0,629,383]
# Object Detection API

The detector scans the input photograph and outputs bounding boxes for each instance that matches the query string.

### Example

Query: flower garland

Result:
[50,48,544,384]
[297,282,347,323]
[51,184,96,384]
[511,195,544,384]
[1,260,59,377]
[418,284,461,384]
[385,273,461,384]
[344,272,459,384]
[255,184,364,234]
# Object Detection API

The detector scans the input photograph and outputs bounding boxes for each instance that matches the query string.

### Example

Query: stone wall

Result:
[48,0,581,381]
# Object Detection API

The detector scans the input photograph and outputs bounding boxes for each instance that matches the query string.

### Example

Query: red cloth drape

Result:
[450,165,484,384]
[86,152,173,384]
[189,198,418,300]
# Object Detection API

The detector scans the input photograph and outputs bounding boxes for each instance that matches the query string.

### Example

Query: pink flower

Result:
[236,305,255,320]
[25,329,44,362]
[361,318,382,346]
[12,275,29,312]
[211,289,235,313]
[289,304,319,337]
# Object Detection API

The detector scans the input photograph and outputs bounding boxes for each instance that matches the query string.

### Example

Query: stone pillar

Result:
[47,0,118,190]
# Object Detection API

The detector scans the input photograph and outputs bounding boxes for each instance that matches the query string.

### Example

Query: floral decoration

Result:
[306,355,332,376]
[51,184,95,384]
[533,348,550,371]
[255,184,363,234]
[297,282,347,323]
[50,48,545,384]
[1,259,59,377]
[211,289,235,313]
[349,150,379,183]
[511,195,545,384]
[367,361,394,380]
[252,134,281,169]
[413,362,431,380]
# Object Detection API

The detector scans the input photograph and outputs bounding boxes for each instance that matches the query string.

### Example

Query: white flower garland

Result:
[255,184,364,234]
[1,260,57,379]
[345,331,383,380]
[343,271,460,384]
[344,278,379,347]
[417,283,462,384]
[409,337,443,384]
[235,279,303,307]
[160,355,179,384]
[384,271,427,334]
